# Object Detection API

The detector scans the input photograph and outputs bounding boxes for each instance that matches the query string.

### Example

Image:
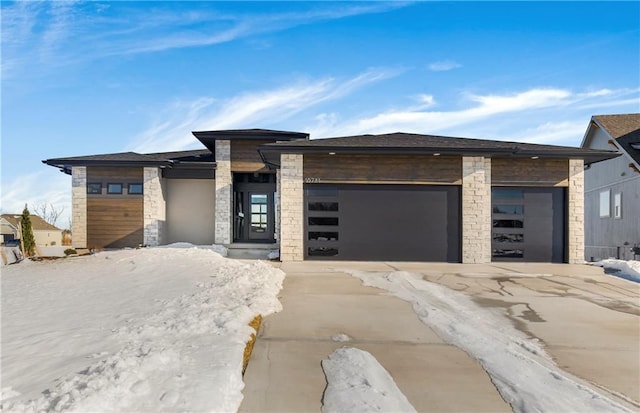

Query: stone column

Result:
[568,159,585,264]
[71,166,87,249]
[215,140,232,245]
[462,156,492,263]
[143,167,166,246]
[280,154,304,261]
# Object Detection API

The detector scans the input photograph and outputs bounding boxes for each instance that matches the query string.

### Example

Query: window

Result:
[107,183,123,194]
[128,183,143,195]
[599,190,610,217]
[87,183,102,194]
[614,193,622,218]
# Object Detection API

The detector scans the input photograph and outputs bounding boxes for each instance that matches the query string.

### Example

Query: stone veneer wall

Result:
[143,167,166,246]
[279,154,304,261]
[215,140,232,245]
[462,157,492,263]
[72,166,87,249]
[568,159,585,264]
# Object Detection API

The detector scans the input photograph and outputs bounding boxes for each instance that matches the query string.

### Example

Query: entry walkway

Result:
[239,261,511,413]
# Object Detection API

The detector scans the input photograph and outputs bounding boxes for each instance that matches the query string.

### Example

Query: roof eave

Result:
[258,145,620,167]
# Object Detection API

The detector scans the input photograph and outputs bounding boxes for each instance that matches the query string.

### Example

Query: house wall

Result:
[86,166,144,249]
[143,167,166,246]
[165,178,216,245]
[304,154,462,184]
[231,139,274,172]
[462,157,492,263]
[584,127,640,260]
[215,140,232,244]
[34,230,63,247]
[492,158,568,186]
[72,167,87,248]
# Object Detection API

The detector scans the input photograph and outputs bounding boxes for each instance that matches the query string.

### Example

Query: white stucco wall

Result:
[165,179,216,245]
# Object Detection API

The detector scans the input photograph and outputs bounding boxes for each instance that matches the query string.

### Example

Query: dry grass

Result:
[243,314,262,375]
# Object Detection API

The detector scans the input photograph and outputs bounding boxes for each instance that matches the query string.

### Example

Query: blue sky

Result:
[2,1,639,228]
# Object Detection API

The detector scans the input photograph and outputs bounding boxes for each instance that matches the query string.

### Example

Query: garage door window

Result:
[306,187,340,258]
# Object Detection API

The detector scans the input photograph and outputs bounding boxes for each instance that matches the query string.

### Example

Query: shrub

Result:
[64,248,77,256]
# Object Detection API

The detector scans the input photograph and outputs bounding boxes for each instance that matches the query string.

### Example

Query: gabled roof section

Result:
[1,214,62,232]
[259,132,619,167]
[593,114,640,139]
[587,113,640,168]
[43,149,215,174]
[192,129,309,153]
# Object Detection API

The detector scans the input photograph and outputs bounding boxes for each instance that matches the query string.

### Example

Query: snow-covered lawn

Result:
[591,259,640,283]
[1,246,284,412]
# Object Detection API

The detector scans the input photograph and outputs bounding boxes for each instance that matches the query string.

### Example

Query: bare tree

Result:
[33,203,65,227]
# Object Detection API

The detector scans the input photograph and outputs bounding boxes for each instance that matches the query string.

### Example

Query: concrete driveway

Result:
[240,261,640,413]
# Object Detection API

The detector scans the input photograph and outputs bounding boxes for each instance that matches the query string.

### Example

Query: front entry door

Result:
[233,173,276,243]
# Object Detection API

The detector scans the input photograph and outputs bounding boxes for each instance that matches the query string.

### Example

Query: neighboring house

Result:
[0,214,64,247]
[581,114,640,261]
[43,129,617,263]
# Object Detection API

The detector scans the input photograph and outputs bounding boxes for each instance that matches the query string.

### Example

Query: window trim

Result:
[87,182,102,194]
[107,183,123,194]
[599,190,610,218]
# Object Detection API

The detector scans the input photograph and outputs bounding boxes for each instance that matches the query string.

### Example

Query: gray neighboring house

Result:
[581,114,640,261]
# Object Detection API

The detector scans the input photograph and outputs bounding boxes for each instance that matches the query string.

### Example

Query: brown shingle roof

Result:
[593,114,640,139]
[1,214,62,232]
[259,132,619,165]
[592,114,640,165]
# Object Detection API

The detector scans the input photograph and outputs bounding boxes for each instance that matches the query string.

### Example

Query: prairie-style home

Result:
[44,129,618,263]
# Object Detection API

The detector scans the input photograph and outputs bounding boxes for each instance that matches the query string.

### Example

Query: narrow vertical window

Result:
[614,193,622,219]
[599,190,610,218]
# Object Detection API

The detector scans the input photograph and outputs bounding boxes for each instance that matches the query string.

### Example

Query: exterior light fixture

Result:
[329,152,336,155]
[433,153,441,156]
[531,156,539,160]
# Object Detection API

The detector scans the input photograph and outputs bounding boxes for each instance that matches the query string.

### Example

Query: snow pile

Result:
[591,259,640,283]
[346,270,634,413]
[1,246,284,412]
[0,246,23,265]
[321,348,416,413]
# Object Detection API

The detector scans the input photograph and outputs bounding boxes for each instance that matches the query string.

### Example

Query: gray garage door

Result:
[305,184,461,262]
[492,187,566,262]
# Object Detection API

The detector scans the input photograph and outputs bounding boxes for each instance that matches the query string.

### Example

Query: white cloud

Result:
[127,68,401,153]
[428,60,462,72]
[1,2,409,78]
[305,87,640,145]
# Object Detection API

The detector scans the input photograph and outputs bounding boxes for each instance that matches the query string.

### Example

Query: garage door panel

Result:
[305,184,460,262]
[492,187,565,263]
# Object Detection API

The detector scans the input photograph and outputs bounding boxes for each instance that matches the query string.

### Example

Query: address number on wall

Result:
[304,177,321,183]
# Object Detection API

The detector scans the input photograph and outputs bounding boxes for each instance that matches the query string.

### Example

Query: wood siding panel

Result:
[87,167,143,180]
[492,158,568,187]
[304,154,462,185]
[231,140,272,172]
[87,198,143,248]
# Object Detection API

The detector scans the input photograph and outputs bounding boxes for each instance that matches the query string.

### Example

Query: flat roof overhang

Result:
[193,129,309,153]
[42,159,216,175]
[258,145,621,168]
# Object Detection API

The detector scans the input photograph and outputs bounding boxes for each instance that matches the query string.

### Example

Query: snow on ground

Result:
[321,347,416,413]
[591,259,640,283]
[346,270,634,413]
[1,245,284,412]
